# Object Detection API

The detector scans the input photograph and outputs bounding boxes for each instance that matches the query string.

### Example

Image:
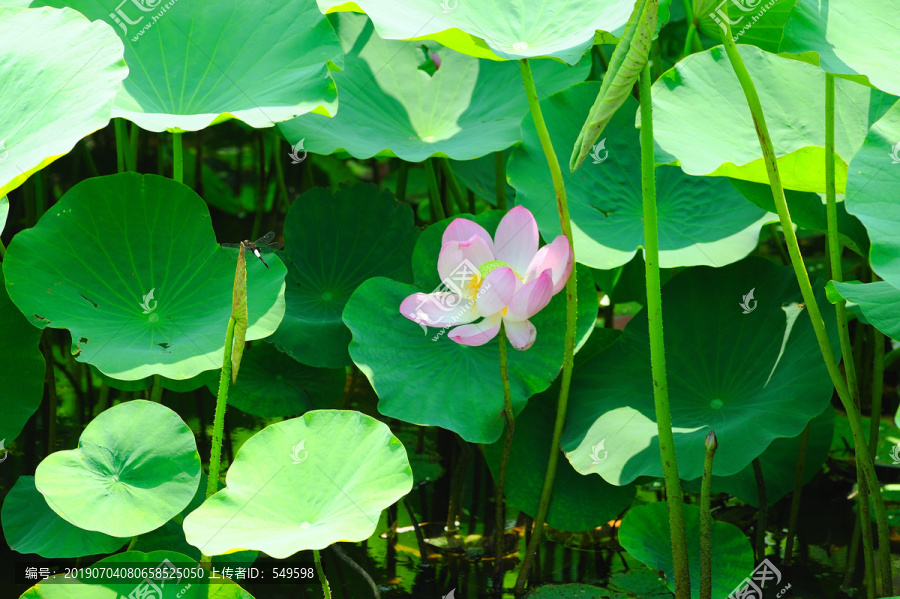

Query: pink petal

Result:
[524,235,572,294]
[494,205,539,276]
[400,292,477,328]
[475,267,516,317]
[505,271,553,322]
[443,218,495,255]
[503,318,537,350]
[458,234,494,269]
[449,313,502,346]
[437,241,465,283]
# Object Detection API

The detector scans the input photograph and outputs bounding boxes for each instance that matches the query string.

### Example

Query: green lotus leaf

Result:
[316,0,632,64]
[34,400,201,537]
[28,0,341,132]
[694,0,796,54]
[782,0,900,96]
[618,503,754,598]
[844,101,900,288]
[449,153,516,207]
[183,410,412,558]
[0,267,44,445]
[2,173,285,380]
[0,6,127,196]
[207,342,346,418]
[683,405,835,507]
[1,196,8,234]
[509,86,773,269]
[484,378,635,532]
[562,257,839,484]
[279,13,589,161]
[90,366,218,393]
[651,45,897,193]
[19,550,253,598]
[269,182,418,368]
[2,476,128,558]
[829,280,900,340]
[345,210,597,444]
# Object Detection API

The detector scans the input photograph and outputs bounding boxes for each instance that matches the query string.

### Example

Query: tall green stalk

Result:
[172,131,183,183]
[637,62,690,597]
[424,158,446,222]
[114,119,127,173]
[783,423,810,568]
[513,58,579,594]
[314,549,331,599]
[700,431,717,599]
[494,323,515,578]
[717,15,892,593]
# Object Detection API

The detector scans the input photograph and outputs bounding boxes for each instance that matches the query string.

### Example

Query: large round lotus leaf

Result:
[651,45,897,193]
[682,405,835,507]
[484,379,635,532]
[32,0,340,132]
[829,280,900,340]
[0,268,44,445]
[271,182,418,368]
[844,101,900,288]
[695,0,795,54]
[2,476,128,558]
[316,0,632,64]
[619,503,754,599]
[344,211,597,444]
[206,342,346,418]
[2,173,286,380]
[782,0,900,96]
[0,6,126,197]
[279,14,589,161]
[34,400,201,537]
[508,84,774,270]
[183,410,412,558]
[19,550,253,599]
[561,257,840,484]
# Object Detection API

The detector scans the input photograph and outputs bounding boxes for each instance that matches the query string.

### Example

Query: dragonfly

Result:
[220,231,283,269]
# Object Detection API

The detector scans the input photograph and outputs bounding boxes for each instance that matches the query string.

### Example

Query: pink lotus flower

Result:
[400,206,572,350]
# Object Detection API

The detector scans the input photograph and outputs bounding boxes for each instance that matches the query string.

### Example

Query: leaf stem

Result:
[314,549,331,599]
[494,151,507,210]
[751,458,767,562]
[717,16,891,594]
[637,61,690,598]
[513,57,579,594]
[494,324,515,578]
[783,422,810,568]
[172,131,183,183]
[115,119,127,173]
[439,158,467,214]
[396,161,409,202]
[424,158,445,222]
[700,431,717,599]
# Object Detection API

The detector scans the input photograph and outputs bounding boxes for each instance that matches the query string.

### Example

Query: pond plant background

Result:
[1,0,900,598]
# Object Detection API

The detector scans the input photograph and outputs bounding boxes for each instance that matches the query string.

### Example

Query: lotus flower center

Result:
[478,260,509,280]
